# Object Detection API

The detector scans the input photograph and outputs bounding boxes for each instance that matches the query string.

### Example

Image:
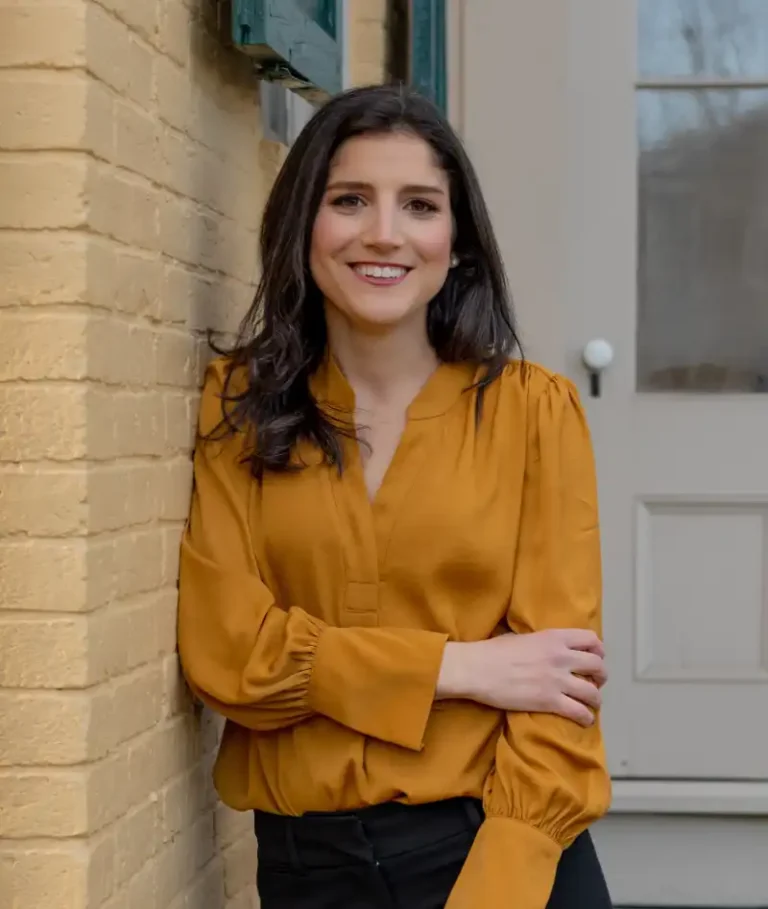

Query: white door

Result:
[456,0,768,903]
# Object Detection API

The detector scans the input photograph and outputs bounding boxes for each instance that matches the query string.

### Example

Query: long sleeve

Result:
[446,373,612,909]
[177,359,448,751]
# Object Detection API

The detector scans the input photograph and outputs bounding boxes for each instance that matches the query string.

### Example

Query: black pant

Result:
[254,797,612,909]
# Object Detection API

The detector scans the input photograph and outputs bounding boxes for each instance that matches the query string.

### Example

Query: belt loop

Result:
[462,798,484,832]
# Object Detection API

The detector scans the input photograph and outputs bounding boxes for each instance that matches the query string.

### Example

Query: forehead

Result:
[328,131,447,187]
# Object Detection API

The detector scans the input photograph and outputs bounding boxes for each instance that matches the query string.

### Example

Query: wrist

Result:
[436,641,480,701]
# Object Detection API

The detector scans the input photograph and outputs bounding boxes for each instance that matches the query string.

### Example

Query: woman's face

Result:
[310,131,453,333]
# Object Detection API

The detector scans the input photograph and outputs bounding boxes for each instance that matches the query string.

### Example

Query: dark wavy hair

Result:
[213,83,522,477]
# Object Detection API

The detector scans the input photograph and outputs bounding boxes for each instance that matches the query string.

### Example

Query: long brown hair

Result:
[212,84,521,477]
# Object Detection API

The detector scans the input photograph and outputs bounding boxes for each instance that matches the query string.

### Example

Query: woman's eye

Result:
[406,198,439,214]
[330,194,364,209]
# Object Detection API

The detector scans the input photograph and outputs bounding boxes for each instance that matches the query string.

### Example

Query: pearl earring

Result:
[450,253,459,268]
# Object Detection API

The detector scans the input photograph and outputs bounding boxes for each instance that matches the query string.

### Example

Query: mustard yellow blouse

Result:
[178,354,611,909]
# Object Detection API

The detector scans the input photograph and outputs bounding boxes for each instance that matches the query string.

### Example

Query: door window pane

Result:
[639,0,768,79]
[637,88,768,392]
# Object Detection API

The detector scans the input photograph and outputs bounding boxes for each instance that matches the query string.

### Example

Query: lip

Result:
[348,262,412,287]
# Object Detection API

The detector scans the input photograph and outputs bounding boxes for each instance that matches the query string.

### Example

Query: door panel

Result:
[460,0,768,781]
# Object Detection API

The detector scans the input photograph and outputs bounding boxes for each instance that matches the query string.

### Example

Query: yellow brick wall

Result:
[0,2,387,908]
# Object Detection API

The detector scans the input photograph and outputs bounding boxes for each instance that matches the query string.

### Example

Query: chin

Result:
[350,303,423,331]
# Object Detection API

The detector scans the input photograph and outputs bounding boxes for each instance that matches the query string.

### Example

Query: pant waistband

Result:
[254,797,484,871]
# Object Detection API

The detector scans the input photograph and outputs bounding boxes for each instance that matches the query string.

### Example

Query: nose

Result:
[361,199,404,250]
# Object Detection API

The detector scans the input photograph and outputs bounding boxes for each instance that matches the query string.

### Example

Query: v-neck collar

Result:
[309,351,475,421]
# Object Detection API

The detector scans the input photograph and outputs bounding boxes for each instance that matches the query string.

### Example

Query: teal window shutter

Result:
[232,0,343,99]
[409,0,447,112]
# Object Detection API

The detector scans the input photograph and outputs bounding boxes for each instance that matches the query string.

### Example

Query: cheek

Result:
[310,209,355,262]
[413,221,453,266]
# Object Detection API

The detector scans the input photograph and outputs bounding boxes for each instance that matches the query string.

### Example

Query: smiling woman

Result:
[177,84,613,909]
[311,132,453,330]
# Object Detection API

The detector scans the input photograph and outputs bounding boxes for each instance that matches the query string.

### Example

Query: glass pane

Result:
[639,0,768,80]
[296,0,337,39]
[637,88,768,392]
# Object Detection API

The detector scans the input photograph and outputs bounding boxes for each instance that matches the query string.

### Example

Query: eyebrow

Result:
[326,180,446,196]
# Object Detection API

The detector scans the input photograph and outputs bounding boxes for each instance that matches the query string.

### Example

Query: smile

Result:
[350,263,411,286]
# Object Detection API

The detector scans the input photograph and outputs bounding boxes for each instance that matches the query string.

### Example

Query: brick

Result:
[0,152,88,229]
[92,665,165,755]
[0,768,87,837]
[0,843,89,909]
[181,858,226,909]
[91,389,165,459]
[88,462,164,532]
[87,593,169,683]
[0,614,89,687]
[164,391,196,453]
[160,765,212,843]
[0,311,88,381]
[158,458,194,521]
[222,834,257,899]
[157,0,191,67]
[88,164,160,250]
[155,814,216,909]
[0,71,81,149]
[187,276,250,335]
[162,525,183,586]
[88,833,117,906]
[0,538,88,612]
[0,230,88,307]
[116,250,163,314]
[0,465,87,536]
[161,653,195,718]
[87,242,163,316]
[0,383,87,461]
[159,191,218,268]
[125,855,156,909]
[156,55,194,134]
[86,1,154,109]
[88,528,165,609]
[155,330,198,388]
[88,317,156,385]
[215,219,258,285]
[157,263,212,325]
[158,127,200,201]
[115,97,160,182]
[114,797,160,888]
[225,887,258,909]
[0,1,86,68]
[214,804,252,852]
[0,690,90,765]
[93,0,159,42]
[0,71,114,156]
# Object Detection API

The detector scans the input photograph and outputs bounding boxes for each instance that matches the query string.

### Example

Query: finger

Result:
[569,651,608,687]
[563,675,602,711]
[561,628,605,658]
[553,694,595,728]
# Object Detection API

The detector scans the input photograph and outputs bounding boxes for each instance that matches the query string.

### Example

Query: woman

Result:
[178,84,613,909]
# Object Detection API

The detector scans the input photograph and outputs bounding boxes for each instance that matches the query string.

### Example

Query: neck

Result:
[324,306,439,407]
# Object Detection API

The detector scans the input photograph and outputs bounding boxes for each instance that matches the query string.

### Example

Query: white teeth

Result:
[354,264,407,279]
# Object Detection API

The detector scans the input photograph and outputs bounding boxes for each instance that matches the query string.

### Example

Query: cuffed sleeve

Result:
[446,371,612,909]
[309,625,447,751]
[177,359,447,749]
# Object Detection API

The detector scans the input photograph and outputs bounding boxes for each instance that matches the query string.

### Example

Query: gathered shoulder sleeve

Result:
[446,367,612,909]
[177,358,448,751]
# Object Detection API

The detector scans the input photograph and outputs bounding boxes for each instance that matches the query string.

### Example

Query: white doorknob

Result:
[582,339,614,373]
